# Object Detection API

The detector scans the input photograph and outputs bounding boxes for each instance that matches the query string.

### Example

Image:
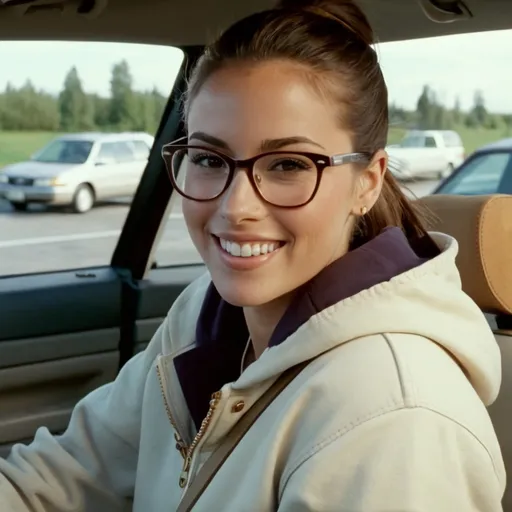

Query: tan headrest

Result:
[417,194,512,316]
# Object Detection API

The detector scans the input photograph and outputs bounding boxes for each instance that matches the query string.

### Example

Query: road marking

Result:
[0,230,121,248]
[0,213,184,248]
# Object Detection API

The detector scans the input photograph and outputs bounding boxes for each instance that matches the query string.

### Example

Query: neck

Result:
[243,293,293,359]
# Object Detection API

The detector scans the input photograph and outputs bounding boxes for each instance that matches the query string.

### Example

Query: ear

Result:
[352,149,387,215]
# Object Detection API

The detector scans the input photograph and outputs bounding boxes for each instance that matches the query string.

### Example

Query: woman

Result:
[0,0,505,510]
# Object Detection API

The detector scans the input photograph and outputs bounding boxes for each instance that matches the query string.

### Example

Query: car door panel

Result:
[0,263,205,455]
[0,351,119,458]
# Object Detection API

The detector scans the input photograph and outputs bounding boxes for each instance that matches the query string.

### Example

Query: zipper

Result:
[155,363,188,460]
[179,390,222,488]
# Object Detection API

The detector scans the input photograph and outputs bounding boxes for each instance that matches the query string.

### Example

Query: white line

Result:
[0,213,185,249]
[0,230,121,248]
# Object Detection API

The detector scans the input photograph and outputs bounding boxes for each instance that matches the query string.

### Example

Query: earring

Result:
[360,206,368,216]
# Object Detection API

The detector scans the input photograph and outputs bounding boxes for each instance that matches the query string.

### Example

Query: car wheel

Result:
[438,163,454,180]
[10,201,28,212]
[72,184,95,214]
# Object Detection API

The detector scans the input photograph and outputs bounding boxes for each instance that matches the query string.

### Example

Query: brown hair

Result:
[184,0,434,251]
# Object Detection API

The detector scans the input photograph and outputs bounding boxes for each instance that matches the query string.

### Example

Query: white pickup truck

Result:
[386,130,466,180]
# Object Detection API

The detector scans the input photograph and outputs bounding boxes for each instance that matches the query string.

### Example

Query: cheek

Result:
[288,172,355,247]
[182,201,211,247]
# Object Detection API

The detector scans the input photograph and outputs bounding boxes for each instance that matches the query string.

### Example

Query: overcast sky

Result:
[0,28,510,113]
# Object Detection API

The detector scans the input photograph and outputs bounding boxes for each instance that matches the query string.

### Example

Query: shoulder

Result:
[281,333,503,482]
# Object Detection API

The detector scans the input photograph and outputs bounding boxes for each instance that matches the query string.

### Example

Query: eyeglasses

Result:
[161,136,372,208]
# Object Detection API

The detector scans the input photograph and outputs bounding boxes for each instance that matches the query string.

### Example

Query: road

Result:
[0,179,440,276]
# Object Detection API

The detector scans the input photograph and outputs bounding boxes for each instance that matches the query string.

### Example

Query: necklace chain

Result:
[240,335,252,374]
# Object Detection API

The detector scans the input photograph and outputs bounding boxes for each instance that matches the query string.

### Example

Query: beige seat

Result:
[419,194,512,509]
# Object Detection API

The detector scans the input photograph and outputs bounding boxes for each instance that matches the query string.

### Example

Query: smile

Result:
[219,238,283,257]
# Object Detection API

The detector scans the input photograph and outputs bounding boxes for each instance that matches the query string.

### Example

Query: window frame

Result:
[110,45,204,280]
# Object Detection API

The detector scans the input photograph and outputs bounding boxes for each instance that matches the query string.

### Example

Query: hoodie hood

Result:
[239,231,500,404]
[173,228,501,429]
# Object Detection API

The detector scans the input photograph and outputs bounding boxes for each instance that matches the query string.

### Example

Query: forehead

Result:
[186,61,352,152]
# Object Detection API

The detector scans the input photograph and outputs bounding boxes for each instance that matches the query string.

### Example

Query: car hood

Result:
[2,161,82,178]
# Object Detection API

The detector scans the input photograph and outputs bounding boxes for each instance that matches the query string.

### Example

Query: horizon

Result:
[0,28,511,114]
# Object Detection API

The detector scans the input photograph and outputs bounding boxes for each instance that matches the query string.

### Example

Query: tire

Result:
[438,163,454,180]
[10,201,28,212]
[72,184,95,214]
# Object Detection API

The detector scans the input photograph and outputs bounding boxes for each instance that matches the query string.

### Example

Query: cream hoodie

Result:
[0,229,506,511]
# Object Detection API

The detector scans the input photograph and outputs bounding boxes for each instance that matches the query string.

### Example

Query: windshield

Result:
[33,140,93,164]
[399,135,425,148]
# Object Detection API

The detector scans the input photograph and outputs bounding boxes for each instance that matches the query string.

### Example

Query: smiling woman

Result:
[0,0,506,510]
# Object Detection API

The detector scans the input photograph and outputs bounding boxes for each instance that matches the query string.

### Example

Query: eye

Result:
[268,157,314,172]
[190,152,227,169]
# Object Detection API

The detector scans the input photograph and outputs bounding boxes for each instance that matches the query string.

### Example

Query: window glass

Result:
[400,135,425,148]
[131,140,151,160]
[0,41,183,276]
[113,142,135,163]
[97,142,118,163]
[425,136,437,148]
[438,152,512,195]
[33,139,93,164]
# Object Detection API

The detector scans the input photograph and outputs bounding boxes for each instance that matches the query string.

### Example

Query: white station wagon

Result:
[0,132,154,213]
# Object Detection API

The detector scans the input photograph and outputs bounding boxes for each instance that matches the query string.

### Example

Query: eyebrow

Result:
[188,131,326,152]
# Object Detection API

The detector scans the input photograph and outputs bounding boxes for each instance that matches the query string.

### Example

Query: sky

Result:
[0,28,510,113]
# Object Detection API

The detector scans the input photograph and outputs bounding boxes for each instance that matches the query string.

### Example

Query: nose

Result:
[218,169,266,224]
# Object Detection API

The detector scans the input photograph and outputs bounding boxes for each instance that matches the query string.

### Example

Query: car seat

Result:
[419,194,512,510]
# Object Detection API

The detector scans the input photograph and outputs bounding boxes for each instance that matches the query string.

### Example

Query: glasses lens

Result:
[166,147,230,200]
[254,153,318,206]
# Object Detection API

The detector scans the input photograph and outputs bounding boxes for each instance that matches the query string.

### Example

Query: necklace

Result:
[240,335,254,374]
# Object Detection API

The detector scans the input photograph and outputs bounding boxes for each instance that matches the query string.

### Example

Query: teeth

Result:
[230,242,241,257]
[219,238,281,258]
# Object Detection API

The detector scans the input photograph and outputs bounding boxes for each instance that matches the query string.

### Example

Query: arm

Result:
[0,322,166,512]
[278,407,504,512]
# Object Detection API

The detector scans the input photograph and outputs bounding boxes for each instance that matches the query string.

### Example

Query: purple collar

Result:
[174,227,438,429]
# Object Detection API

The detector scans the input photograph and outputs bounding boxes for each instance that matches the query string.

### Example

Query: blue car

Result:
[434,138,512,195]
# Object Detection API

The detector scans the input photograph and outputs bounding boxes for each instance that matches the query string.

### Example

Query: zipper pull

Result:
[174,432,188,459]
[179,456,192,488]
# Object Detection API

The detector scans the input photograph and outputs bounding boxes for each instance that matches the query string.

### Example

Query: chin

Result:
[209,270,283,307]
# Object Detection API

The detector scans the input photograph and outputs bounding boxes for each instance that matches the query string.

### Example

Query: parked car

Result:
[387,129,465,180]
[434,138,512,195]
[0,132,154,213]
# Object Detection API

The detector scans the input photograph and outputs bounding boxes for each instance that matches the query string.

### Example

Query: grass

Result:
[0,127,511,168]
[0,131,62,167]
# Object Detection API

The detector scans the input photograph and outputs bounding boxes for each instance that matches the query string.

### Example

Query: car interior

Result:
[0,0,511,508]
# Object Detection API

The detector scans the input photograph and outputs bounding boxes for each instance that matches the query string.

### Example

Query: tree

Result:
[59,67,95,131]
[0,80,60,131]
[452,97,462,125]
[109,60,137,130]
[470,90,488,127]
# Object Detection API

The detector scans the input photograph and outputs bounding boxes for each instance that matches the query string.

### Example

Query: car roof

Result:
[0,0,510,46]
[476,138,512,152]
[406,130,459,135]
[55,132,155,144]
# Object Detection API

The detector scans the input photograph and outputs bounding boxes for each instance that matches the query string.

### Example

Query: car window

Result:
[425,136,437,148]
[131,140,151,160]
[97,142,118,163]
[400,135,425,148]
[0,41,183,276]
[439,152,512,195]
[33,139,93,164]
